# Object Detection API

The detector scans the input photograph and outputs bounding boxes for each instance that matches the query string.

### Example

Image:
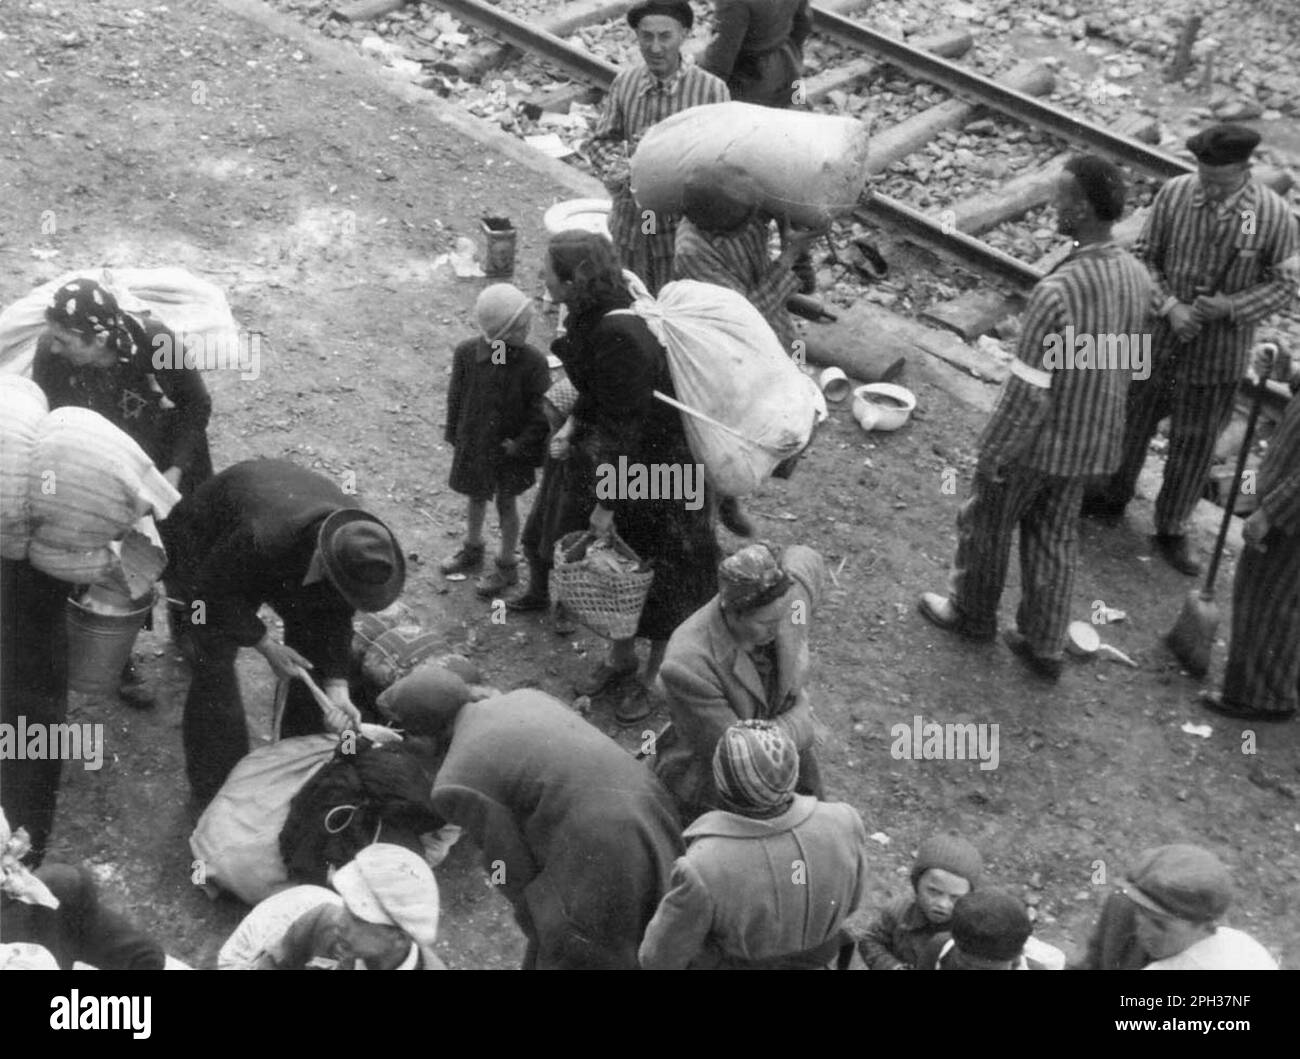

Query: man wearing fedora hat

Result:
[1085,123,1300,576]
[161,458,405,803]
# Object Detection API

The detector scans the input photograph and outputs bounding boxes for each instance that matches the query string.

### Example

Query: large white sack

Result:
[26,407,181,583]
[0,267,239,376]
[630,102,871,228]
[190,735,339,906]
[0,376,49,560]
[617,273,822,496]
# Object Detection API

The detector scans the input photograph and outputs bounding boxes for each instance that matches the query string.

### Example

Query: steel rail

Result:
[813,6,1195,181]
[429,0,1061,288]
[433,0,619,86]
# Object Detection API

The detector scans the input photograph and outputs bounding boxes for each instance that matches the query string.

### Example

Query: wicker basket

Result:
[552,530,654,640]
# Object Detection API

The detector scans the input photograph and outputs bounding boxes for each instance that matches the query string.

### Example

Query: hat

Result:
[1122,844,1233,923]
[1186,124,1260,166]
[718,542,792,614]
[305,509,405,613]
[45,278,125,340]
[712,719,798,816]
[331,843,440,968]
[376,665,474,737]
[474,283,533,343]
[627,0,694,30]
[682,169,762,233]
[950,889,1032,961]
[910,833,985,889]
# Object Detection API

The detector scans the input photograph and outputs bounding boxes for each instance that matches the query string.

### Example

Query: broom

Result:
[1164,380,1268,676]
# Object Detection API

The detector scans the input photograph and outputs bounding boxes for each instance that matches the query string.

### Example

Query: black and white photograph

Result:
[0,0,1295,1032]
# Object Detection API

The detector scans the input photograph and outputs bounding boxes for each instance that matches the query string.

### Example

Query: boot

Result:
[440,541,485,576]
[506,560,550,612]
[476,558,519,598]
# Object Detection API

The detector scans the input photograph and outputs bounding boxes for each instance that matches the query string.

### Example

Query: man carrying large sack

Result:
[377,671,683,969]
[160,458,405,803]
[584,0,729,294]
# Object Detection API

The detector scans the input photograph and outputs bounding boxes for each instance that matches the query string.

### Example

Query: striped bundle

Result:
[0,376,49,559]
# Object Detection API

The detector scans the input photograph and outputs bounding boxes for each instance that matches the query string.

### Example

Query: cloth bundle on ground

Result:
[0,379,180,583]
[630,102,871,228]
[615,271,824,496]
[0,266,240,377]
[278,736,443,888]
[350,601,483,693]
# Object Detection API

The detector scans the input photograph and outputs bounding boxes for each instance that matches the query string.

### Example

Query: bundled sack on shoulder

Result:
[25,407,181,584]
[616,272,824,497]
[279,736,443,888]
[0,266,240,377]
[0,376,49,560]
[630,102,870,228]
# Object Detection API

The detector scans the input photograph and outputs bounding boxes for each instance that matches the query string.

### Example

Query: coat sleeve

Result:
[1134,184,1174,309]
[1226,203,1300,325]
[445,341,468,446]
[637,856,713,969]
[509,349,552,466]
[976,285,1058,469]
[659,653,743,765]
[701,0,750,82]
[584,74,631,192]
[858,901,907,970]
[186,525,273,648]
[432,783,539,906]
[141,320,212,474]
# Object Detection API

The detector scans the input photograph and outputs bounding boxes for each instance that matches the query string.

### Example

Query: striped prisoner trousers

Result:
[1094,353,1238,536]
[1222,528,1300,716]
[949,465,1086,659]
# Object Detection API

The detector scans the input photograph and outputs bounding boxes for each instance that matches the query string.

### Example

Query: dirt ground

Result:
[1,0,1296,971]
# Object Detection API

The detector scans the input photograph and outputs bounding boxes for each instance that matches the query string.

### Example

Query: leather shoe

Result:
[918,592,995,643]
[1200,691,1293,723]
[1152,534,1201,577]
[575,659,638,698]
[1003,629,1063,682]
[614,681,660,727]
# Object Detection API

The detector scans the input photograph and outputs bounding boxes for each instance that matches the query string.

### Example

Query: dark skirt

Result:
[449,447,536,501]
[522,455,587,568]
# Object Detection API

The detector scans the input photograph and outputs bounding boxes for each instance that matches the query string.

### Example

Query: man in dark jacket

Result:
[701,0,813,109]
[161,458,405,802]
[377,670,684,969]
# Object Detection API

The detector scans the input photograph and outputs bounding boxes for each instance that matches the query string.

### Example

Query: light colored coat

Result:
[638,795,869,968]
[652,545,826,817]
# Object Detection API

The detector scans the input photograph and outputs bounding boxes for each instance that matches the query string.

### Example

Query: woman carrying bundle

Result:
[542,230,721,725]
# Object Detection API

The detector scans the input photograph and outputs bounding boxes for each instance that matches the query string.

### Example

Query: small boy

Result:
[440,284,550,596]
[925,889,1064,970]
[857,832,983,969]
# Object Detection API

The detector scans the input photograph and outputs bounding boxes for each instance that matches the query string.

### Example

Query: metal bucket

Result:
[481,216,517,277]
[65,590,154,695]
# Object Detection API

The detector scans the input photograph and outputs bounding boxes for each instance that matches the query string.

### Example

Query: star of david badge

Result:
[119,388,148,420]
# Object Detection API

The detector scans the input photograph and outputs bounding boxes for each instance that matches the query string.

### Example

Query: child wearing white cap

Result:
[440,284,550,598]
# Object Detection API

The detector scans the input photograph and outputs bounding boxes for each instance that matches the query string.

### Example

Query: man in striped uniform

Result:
[920,155,1154,680]
[584,1,730,295]
[1202,341,1300,722]
[1084,124,1300,576]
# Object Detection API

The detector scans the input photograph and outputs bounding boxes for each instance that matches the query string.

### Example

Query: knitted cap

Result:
[1123,844,1233,923]
[712,719,798,816]
[376,665,474,737]
[331,843,440,968]
[474,283,533,343]
[911,833,984,889]
[717,542,791,614]
[950,889,1032,962]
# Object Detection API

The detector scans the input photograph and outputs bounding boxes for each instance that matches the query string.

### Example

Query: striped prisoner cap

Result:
[712,719,798,816]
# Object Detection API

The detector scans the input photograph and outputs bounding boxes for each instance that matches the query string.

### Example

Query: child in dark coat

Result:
[441,284,550,597]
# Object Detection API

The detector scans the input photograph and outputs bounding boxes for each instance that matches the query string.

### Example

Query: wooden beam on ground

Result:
[866,62,1054,176]
[945,115,1158,236]
[921,289,1026,340]
[334,0,408,21]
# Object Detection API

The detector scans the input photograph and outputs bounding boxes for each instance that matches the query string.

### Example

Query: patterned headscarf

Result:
[717,542,791,614]
[712,719,798,818]
[45,278,124,338]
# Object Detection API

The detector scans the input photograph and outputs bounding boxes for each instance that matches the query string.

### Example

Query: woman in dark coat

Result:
[543,230,721,725]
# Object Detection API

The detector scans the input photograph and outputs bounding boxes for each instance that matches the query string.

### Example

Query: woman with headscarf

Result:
[639,720,868,969]
[32,277,215,706]
[652,540,827,821]
[218,843,444,970]
[543,229,721,725]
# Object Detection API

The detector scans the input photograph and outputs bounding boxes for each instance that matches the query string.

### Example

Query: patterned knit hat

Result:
[950,889,1031,962]
[44,278,125,338]
[717,542,792,614]
[712,719,798,817]
[910,833,984,889]
[331,843,440,968]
